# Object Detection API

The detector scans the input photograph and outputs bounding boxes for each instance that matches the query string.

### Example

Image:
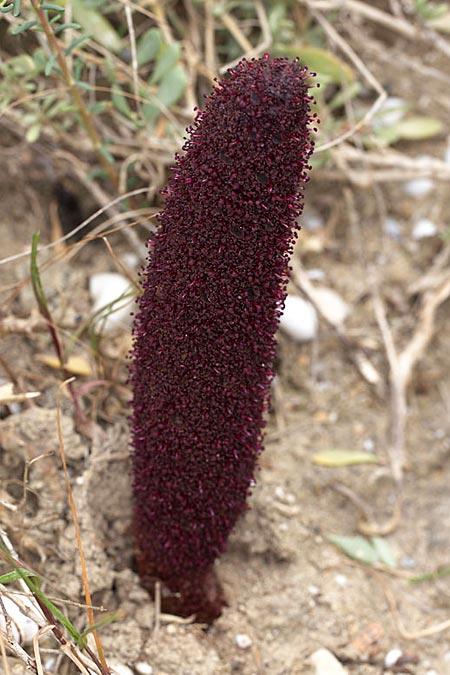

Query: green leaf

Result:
[1,4,14,14]
[65,33,91,56]
[410,566,450,583]
[312,449,378,467]
[72,0,122,53]
[371,536,396,568]
[156,63,187,108]
[44,53,57,76]
[13,0,20,16]
[8,54,36,76]
[328,535,379,564]
[111,85,133,118]
[0,541,82,642]
[11,19,38,34]
[98,144,114,163]
[0,569,40,585]
[391,116,444,141]
[30,232,49,316]
[74,80,92,91]
[54,21,81,33]
[272,44,354,84]
[77,612,122,648]
[150,41,181,84]
[136,27,162,66]
[40,3,64,10]
[144,63,187,123]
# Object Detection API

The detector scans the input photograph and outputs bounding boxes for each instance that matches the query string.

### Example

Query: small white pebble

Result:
[121,253,140,269]
[383,217,402,240]
[274,486,296,504]
[412,218,437,239]
[302,211,324,230]
[278,522,288,531]
[363,437,375,452]
[0,597,39,645]
[110,665,134,675]
[308,585,320,596]
[135,662,154,675]
[313,287,349,327]
[306,268,326,281]
[274,486,286,500]
[89,272,134,334]
[400,557,416,568]
[425,670,438,675]
[335,574,347,587]
[235,633,252,650]
[311,648,348,675]
[279,295,318,342]
[384,648,403,668]
[403,178,434,198]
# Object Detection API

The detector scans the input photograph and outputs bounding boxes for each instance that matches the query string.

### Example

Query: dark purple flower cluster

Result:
[130,54,316,622]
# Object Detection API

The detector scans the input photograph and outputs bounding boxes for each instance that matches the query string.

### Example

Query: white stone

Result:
[412,218,437,239]
[335,574,347,586]
[384,648,403,668]
[0,597,39,645]
[235,633,252,650]
[279,295,318,342]
[89,272,134,334]
[311,648,348,675]
[313,287,349,327]
[109,663,134,675]
[403,178,434,198]
[135,663,154,675]
[306,268,326,281]
[302,211,324,230]
[383,217,402,240]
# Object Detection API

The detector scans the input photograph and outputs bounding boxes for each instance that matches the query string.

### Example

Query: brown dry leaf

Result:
[36,354,93,376]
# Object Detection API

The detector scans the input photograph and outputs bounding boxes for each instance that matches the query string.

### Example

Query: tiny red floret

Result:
[130,54,316,622]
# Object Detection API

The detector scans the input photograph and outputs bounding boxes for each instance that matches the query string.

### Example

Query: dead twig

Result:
[372,272,450,484]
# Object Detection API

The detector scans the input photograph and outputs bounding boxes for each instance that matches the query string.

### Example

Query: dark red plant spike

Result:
[130,54,317,623]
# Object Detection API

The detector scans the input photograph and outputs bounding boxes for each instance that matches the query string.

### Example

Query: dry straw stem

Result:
[370,568,450,640]
[324,146,450,187]
[55,378,108,673]
[372,270,450,485]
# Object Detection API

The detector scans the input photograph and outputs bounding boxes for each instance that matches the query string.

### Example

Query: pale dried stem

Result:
[204,0,216,75]
[372,272,450,484]
[123,0,140,115]
[372,569,450,640]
